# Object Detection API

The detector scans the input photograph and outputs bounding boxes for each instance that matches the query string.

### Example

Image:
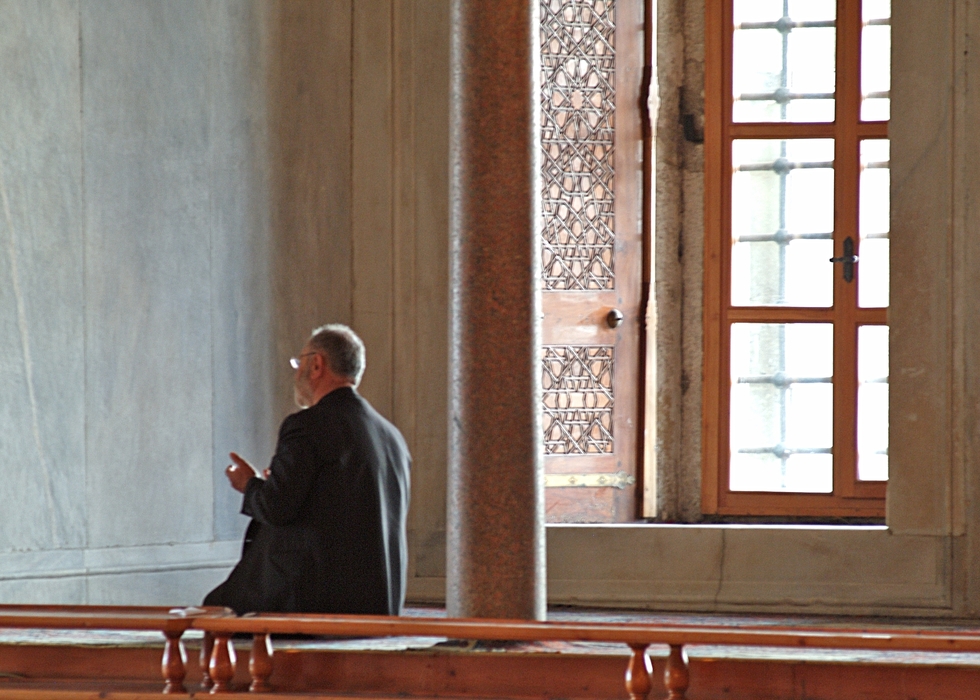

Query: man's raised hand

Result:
[225,452,259,493]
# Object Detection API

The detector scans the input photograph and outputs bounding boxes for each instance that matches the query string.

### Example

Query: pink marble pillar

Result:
[446,0,546,620]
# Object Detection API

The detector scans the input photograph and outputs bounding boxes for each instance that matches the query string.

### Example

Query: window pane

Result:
[859,139,889,307]
[730,323,834,493]
[731,139,835,307]
[732,0,836,122]
[857,325,888,481]
[861,0,890,120]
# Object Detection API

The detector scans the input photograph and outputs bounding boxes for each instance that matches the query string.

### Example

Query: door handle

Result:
[606,309,624,328]
[829,236,859,283]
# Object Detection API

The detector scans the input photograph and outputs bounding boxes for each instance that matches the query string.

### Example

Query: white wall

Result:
[0,0,355,604]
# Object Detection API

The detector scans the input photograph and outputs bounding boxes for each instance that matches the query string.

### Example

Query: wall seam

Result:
[349,1,356,325]
[206,1,216,545]
[78,1,89,603]
[391,0,397,419]
[949,0,966,613]
[949,0,956,613]
[410,0,419,454]
[0,561,240,582]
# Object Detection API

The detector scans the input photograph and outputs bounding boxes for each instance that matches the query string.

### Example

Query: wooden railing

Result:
[3,605,980,697]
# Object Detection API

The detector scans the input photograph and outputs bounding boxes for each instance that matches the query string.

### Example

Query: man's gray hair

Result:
[308,324,366,387]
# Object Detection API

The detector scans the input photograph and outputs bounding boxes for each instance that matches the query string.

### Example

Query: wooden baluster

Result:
[664,644,690,700]
[200,631,214,690]
[625,643,653,700]
[209,633,236,693]
[161,630,187,694]
[249,633,274,692]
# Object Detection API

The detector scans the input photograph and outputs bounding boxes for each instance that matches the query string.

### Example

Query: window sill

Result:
[546,524,949,614]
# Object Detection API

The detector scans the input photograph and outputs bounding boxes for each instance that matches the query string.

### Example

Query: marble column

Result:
[446,0,545,619]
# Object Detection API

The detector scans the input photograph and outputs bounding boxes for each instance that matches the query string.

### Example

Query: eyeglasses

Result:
[289,352,318,370]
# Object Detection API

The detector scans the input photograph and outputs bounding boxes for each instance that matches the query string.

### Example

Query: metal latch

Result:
[829,236,859,282]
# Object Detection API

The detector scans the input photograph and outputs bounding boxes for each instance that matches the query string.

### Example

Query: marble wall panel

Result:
[0,578,85,605]
[403,0,451,596]
[0,548,85,580]
[80,539,239,572]
[352,0,394,419]
[719,528,943,588]
[0,540,239,604]
[207,0,277,541]
[952,0,980,616]
[0,0,361,603]
[268,0,354,425]
[208,0,355,540]
[392,0,418,511]
[85,568,228,606]
[0,1,86,553]
[888,0,955,536]
[79,541,239,605]
[81,1,213,548]
[547,525,950,613]
[548,524,724,600]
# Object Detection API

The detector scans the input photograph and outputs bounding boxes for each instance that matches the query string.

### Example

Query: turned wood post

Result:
[249,633,273,692]
[161,630,187,694]
[209,633,236,693]
[625,643,653,700]
[199,631,215,689]
[664,644,690,700]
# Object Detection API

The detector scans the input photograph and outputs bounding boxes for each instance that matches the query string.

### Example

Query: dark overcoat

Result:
[204,387,411,615]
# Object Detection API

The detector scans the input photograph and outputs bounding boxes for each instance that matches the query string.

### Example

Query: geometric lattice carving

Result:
[542,345,614,454]
[541,0,616,290]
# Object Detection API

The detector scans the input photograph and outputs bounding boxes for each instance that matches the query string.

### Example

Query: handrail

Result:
[3,605,980,697]
[194,612,980,651]
[0,604,218,633]
[0,605,225,694]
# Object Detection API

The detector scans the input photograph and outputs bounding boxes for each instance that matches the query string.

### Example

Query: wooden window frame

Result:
[702,0,888,518]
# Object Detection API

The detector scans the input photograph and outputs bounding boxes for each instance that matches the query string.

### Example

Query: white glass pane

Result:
[858,325,889,481]
[732,1,835,122]
[861,1,890,121]
[859,140,889,307]
[863,0,891,20]
[733,0,782,23]
[731,140,834,307]
[788,0,836,22]
[730,323,834,493]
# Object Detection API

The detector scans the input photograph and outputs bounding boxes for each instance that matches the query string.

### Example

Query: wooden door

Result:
[540,0,646,523]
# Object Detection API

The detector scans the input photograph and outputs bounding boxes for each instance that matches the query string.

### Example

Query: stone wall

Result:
[0,0,451,607]
[0,0,356,604]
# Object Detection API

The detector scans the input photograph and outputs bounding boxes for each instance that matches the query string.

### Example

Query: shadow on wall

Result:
[214,1,356,538]
[267,0,353,418]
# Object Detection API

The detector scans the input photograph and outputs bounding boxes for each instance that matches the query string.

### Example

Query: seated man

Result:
[204,324,411,615]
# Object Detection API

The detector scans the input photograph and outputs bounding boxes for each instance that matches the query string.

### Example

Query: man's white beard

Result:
[294,387,309,409]
[294,373,313,409]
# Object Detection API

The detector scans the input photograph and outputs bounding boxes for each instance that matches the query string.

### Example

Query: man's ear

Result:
[310,352,324,376]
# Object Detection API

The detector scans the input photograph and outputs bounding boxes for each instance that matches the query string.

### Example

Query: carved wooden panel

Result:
[540,0,616,290]
[540,0,641,524]
[542,345,614,454]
